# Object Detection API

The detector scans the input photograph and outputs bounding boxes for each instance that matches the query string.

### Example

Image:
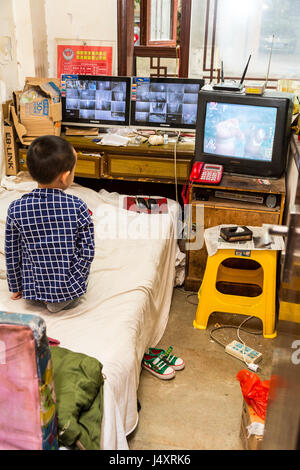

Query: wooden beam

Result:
[117,0,134,76]
[179,0,192,77]
[134,45,178,58]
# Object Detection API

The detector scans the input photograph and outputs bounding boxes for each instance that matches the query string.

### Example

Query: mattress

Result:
[0,173,181,450]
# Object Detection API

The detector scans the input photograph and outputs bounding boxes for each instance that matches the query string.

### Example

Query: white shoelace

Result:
[153,357,167,370]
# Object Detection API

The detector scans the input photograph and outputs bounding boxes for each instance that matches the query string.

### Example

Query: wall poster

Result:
[57,45,113,79]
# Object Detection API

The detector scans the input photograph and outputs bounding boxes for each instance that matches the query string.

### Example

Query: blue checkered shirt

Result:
[5,188,95,303]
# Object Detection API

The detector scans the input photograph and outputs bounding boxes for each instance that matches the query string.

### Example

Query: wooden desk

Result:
[185,173,286,291]
[18,136,195,184]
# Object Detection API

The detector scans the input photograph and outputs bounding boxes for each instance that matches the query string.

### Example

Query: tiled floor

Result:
[128,287,276,450]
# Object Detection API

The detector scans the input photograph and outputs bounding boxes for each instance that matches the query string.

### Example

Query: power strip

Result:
[225,340,262,364]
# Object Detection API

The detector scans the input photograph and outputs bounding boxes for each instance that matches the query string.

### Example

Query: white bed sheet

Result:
[0,174,180,450]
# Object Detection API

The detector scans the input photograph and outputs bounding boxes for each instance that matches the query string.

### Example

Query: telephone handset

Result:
[190,162,204,180]
[190,162,223,184]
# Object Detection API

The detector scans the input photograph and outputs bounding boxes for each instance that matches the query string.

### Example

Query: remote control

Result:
[225,340,262,364]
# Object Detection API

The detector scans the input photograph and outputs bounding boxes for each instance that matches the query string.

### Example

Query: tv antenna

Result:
[239,54,251,87]
[220,60,224,83]
[245,34,274,95]
[264,34,274,89]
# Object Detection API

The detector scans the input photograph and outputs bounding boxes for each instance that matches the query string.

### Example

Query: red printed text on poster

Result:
[57,45,113,79]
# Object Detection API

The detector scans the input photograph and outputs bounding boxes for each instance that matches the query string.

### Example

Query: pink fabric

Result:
[0,324,42,450]
[47,337,60,346]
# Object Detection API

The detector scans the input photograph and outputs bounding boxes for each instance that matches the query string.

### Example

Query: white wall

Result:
[0,0,118,94]
[0,0,118,175]
[12,0,35,88]
[0,0,35,180]
[45,0,118,77]
[0,0,19,101]
[0,0,36,98]
[30,0,48,77]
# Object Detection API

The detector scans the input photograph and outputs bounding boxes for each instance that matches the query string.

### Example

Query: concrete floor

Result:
[128,287,277,450]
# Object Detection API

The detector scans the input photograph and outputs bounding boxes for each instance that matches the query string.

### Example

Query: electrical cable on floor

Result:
[175,287,198,305]
[209,316,262,348]
[186,293,198,305]
[175,290,263,370]
[210,316,263,371]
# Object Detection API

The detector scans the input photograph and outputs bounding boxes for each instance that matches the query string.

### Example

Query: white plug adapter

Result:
[247,362,259,372]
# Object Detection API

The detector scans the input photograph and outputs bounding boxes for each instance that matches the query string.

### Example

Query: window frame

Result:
[117,0,191,78]
[140,0,178,47]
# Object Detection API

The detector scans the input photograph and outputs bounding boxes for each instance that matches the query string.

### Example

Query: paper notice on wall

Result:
[57,45,112,81]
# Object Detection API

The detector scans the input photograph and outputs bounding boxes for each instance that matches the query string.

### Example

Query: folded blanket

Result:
[50,346,104,450]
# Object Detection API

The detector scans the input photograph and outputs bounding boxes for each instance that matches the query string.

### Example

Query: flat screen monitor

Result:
[61,74,131,127]
[130,77,205,131]
[195,90,294,178]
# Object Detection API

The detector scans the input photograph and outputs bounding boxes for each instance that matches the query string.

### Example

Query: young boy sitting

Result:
[5,135,95,313]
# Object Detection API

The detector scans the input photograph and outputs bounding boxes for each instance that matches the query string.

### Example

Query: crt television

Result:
[130,77,205,131]
[61,74,131,127]
[194,90,294,178]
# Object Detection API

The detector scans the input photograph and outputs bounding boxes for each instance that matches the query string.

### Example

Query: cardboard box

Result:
[2,102,19,175]
[11,77,62,145]
[240,400,265,450]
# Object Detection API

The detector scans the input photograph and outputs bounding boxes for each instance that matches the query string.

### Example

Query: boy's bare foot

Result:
[11,292,22,300]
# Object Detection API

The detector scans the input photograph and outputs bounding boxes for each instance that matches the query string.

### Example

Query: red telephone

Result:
[181,162,223,205]
[190,162,223,184]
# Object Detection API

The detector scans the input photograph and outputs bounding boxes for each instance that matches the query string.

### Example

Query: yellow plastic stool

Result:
[193,249,277,338]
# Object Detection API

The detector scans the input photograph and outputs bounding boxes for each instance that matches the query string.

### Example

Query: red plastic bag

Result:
[236,369,270,420]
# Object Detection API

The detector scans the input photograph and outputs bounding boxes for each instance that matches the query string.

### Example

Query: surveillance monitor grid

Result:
[132,78,204,129]
[63,77,129,123]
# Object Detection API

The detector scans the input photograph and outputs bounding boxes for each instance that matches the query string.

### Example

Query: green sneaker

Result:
[142,353,175,380]
[148,346,185,371]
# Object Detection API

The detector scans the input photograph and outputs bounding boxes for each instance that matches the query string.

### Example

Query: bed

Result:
[0,172,183,450]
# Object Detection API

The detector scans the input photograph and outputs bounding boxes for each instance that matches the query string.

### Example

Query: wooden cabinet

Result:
[18,136,195,184]
[18,149,102,179]
[105,153,191,181]
[68,136,194,183]
[185,173,286,291]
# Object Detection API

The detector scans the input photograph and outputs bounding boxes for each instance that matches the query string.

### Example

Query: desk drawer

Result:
[75,153,101,178]
[19,150,101,179]
[106,154,191,182]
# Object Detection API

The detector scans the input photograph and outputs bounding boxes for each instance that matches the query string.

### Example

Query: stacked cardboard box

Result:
[240,399,265,450]
[10,77,62,146]
[3,101,19,175]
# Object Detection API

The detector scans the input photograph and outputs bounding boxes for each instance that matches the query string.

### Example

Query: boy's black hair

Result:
[27,135,76,184]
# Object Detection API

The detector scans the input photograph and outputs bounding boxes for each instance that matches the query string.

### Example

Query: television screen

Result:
[195,90,294,178]
[130,77,204,130]
[61,75,131,127]
[203,101,277,162]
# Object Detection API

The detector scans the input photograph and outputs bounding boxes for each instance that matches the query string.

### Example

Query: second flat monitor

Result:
[131,77,204,131]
